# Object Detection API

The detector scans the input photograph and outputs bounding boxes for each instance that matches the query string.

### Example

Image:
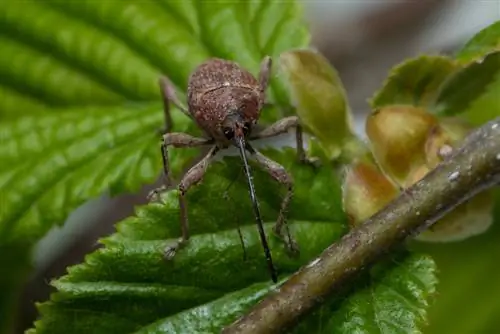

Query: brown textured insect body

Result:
[149,56,308,283]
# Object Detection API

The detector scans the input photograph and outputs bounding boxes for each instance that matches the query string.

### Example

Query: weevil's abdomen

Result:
[187,58,262,140]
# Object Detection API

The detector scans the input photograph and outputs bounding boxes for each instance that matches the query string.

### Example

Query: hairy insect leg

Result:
[246,144,299,256]
[249,115,313,164]
[148,133,213,202]
[164,145,219,260]
[159,76,192,134]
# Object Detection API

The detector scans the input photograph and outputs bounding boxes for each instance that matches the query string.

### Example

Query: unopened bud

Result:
[366,105,438,185]
[280,49,353,160]
[342,161,399,227]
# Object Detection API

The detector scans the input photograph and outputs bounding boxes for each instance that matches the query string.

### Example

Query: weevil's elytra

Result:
[187,59,263,145]
[149,56,310,283]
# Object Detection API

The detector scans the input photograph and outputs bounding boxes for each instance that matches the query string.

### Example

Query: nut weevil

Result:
[149,56,309,283]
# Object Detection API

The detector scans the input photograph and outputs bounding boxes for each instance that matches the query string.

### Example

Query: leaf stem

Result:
[223,118,500,334]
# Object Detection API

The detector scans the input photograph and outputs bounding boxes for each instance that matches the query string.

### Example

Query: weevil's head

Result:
[218,89,261,145]
[220,111,253,145]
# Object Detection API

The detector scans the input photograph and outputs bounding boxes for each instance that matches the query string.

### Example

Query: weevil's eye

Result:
[223,127,234,139]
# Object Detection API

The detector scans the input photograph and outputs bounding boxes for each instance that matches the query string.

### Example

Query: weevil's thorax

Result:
[187,58,264,145]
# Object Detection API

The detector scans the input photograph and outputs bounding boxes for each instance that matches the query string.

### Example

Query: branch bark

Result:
[223,117,500,334]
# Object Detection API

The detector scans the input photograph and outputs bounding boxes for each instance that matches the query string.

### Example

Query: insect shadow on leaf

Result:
[148,56,311,283]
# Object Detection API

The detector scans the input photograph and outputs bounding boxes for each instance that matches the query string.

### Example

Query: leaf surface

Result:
[433,51,500,125]
[369,55,458,109]
[456,20,500,63]
[432,22,500,125]
[30,149,437,333]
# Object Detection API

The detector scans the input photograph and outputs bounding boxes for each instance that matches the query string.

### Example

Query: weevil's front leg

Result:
[249,115,310,164]
[247,144,299,256]
[148,133,213,202]
[164,145,219,260]
[159,76,192,134]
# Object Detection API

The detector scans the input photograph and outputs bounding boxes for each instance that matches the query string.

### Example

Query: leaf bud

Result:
[342,161,399,227]
[280,49,354,160]
[366,105,437,186]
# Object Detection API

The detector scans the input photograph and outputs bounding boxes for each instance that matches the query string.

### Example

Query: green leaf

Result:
[370,55,458,109]
[137,254,437,334]
[30,148,347,333]
[433,51,500,125]
[134,282,275,333]
[326,254,437,334]
[29,149,436,333]
[456,20,500,63]
[0,104,198,244]
[42,0,307,114]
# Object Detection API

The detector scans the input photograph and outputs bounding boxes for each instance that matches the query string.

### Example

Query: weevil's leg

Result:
[249,115,312,164]
[246,144,299,256]
[164,145,220,260]
[258,56,272,99]
[148,133,213,202]
[159,76,192,134]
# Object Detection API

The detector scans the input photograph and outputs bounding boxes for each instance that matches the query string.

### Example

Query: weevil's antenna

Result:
[235,135,278,283]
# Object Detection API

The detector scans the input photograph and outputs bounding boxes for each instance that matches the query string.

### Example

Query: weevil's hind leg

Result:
[148,133,213,202]
[249,115,316,165]
[159,76,192,134]
[164,145,220,260]
[246,144,299,256]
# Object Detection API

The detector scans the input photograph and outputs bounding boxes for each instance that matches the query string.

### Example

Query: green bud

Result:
[279,49,353,160]
[366,105,438,186]
[342,161,399,227]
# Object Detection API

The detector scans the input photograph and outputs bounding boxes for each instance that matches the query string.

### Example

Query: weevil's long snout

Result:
[235,135,278,283]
